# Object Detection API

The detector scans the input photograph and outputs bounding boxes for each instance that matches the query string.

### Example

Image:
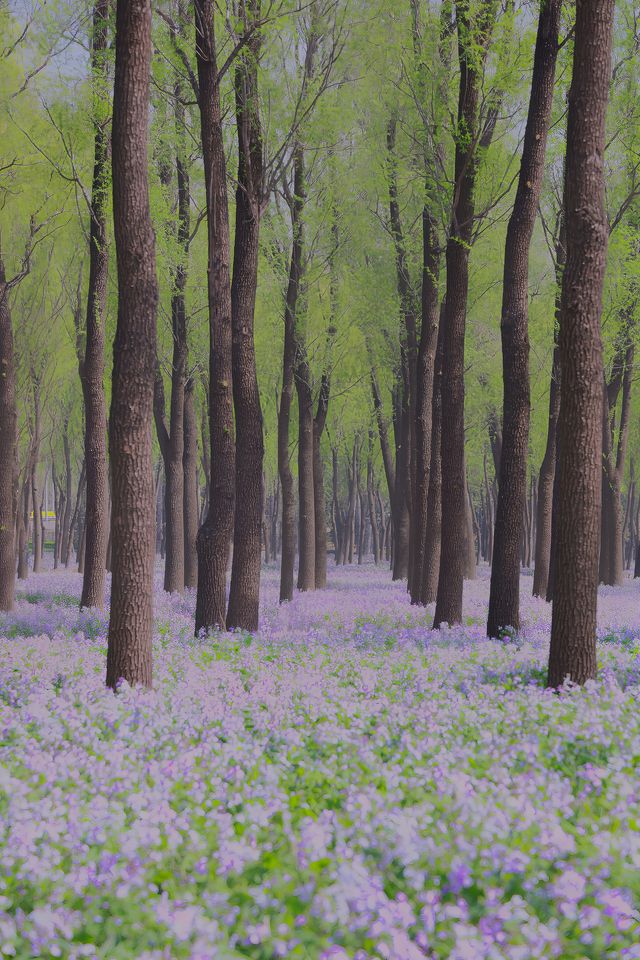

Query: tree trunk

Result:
[65,463,86,569]
[600,327,633,585]
[421,312,444,604]
[0,261,17,609]
[346,442,359,565]
[17,481,29,580]
[313,372,330,588]
[106,0,157,690]
[387,116,418,586]
[367,441,380,564]
[153,88,190,596]
[547,0,614,687]
[411,205,440,604]
[53,461,64,569]
[332,447,344,565]
[435,0,495,627]
[39,476,46,561]
[154,359,185,593]
[227,4,265,632]
[278,147,305,603]
[464,475,476,580]
[370,368,397,552]
[487,0,561,636]
[392,380,411,580]
[295,349,316,590]
[31,466,40,573]
[533,342,561,597]
[61,423,72,566]
[183,377,198,588]
[270,477,279,561]
[194,0,236,633]
[78,0,110,610]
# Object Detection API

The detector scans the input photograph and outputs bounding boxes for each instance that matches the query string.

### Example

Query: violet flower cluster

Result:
[1,563,639,958]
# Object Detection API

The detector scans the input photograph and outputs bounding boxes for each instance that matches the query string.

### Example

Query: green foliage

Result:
[3,0,640,506]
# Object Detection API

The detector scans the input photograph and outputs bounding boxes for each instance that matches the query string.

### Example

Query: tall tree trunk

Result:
[17,481,29,580]
[345,441,359,564]
[30,469,40,572]
[392,380,411,580]
[357,478,365,564]
[435,0,495,627]
[30,387,41,574]
[106,0,157,690]
[78,519,87,573]
[464,473,476,580]
[533,349,561,597]
[61,423,72,566]
[331,447,344,565]
[421,312,444,604]
[154,359,185,593]
[278,147,305,603]
[367,438,380,564]
[194,0,235,633]
[0,261,17,610]
[387,116,418,585]
[153,87,190,596]
[487,0,561,636]
[183,377,198,588]
[411,206,440,604]
[78,0,110,610]
[599,320,633,585]
[52,463,62,570]
[295,348,316,590]
[227,1,265,631]
[270,476,279,561]
[313,371,330,588]
[199,385,210,519]
[547,0,614,688]
[370,367,396,539]
[409,0,450,604]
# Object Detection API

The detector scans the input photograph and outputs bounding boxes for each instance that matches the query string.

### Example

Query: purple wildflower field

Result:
[1,562,640,959]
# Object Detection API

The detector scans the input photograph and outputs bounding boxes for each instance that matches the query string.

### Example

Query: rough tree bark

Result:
[533,343,561,597]
[17,479,29,581]
[421,310,444,604]
[371,367,396,538]
[0,259,17,610]
[78,0,110,610]
[278,146,305,603]
[153,88,190,596]
[367,435,380,563]
[391,380,411,579]
[600,325,634,586]
[194,0,236,633]
[331,447,344,564]
[547,0,614,688]
[411,206,440,603]
[434,0,495,627]
[30,379,42,573]
[313,370,330,588]
[487,0,561,637]
[183,377,198,588]
[387,116,417,584]
[409,0,450,604]
[295,342,316,590]
[227,0,265,631]
[106,0,158,690]
[61,423,73,566]
[533,213,566,599]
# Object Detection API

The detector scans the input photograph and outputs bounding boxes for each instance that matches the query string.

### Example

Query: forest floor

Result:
[1,562,640,959]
